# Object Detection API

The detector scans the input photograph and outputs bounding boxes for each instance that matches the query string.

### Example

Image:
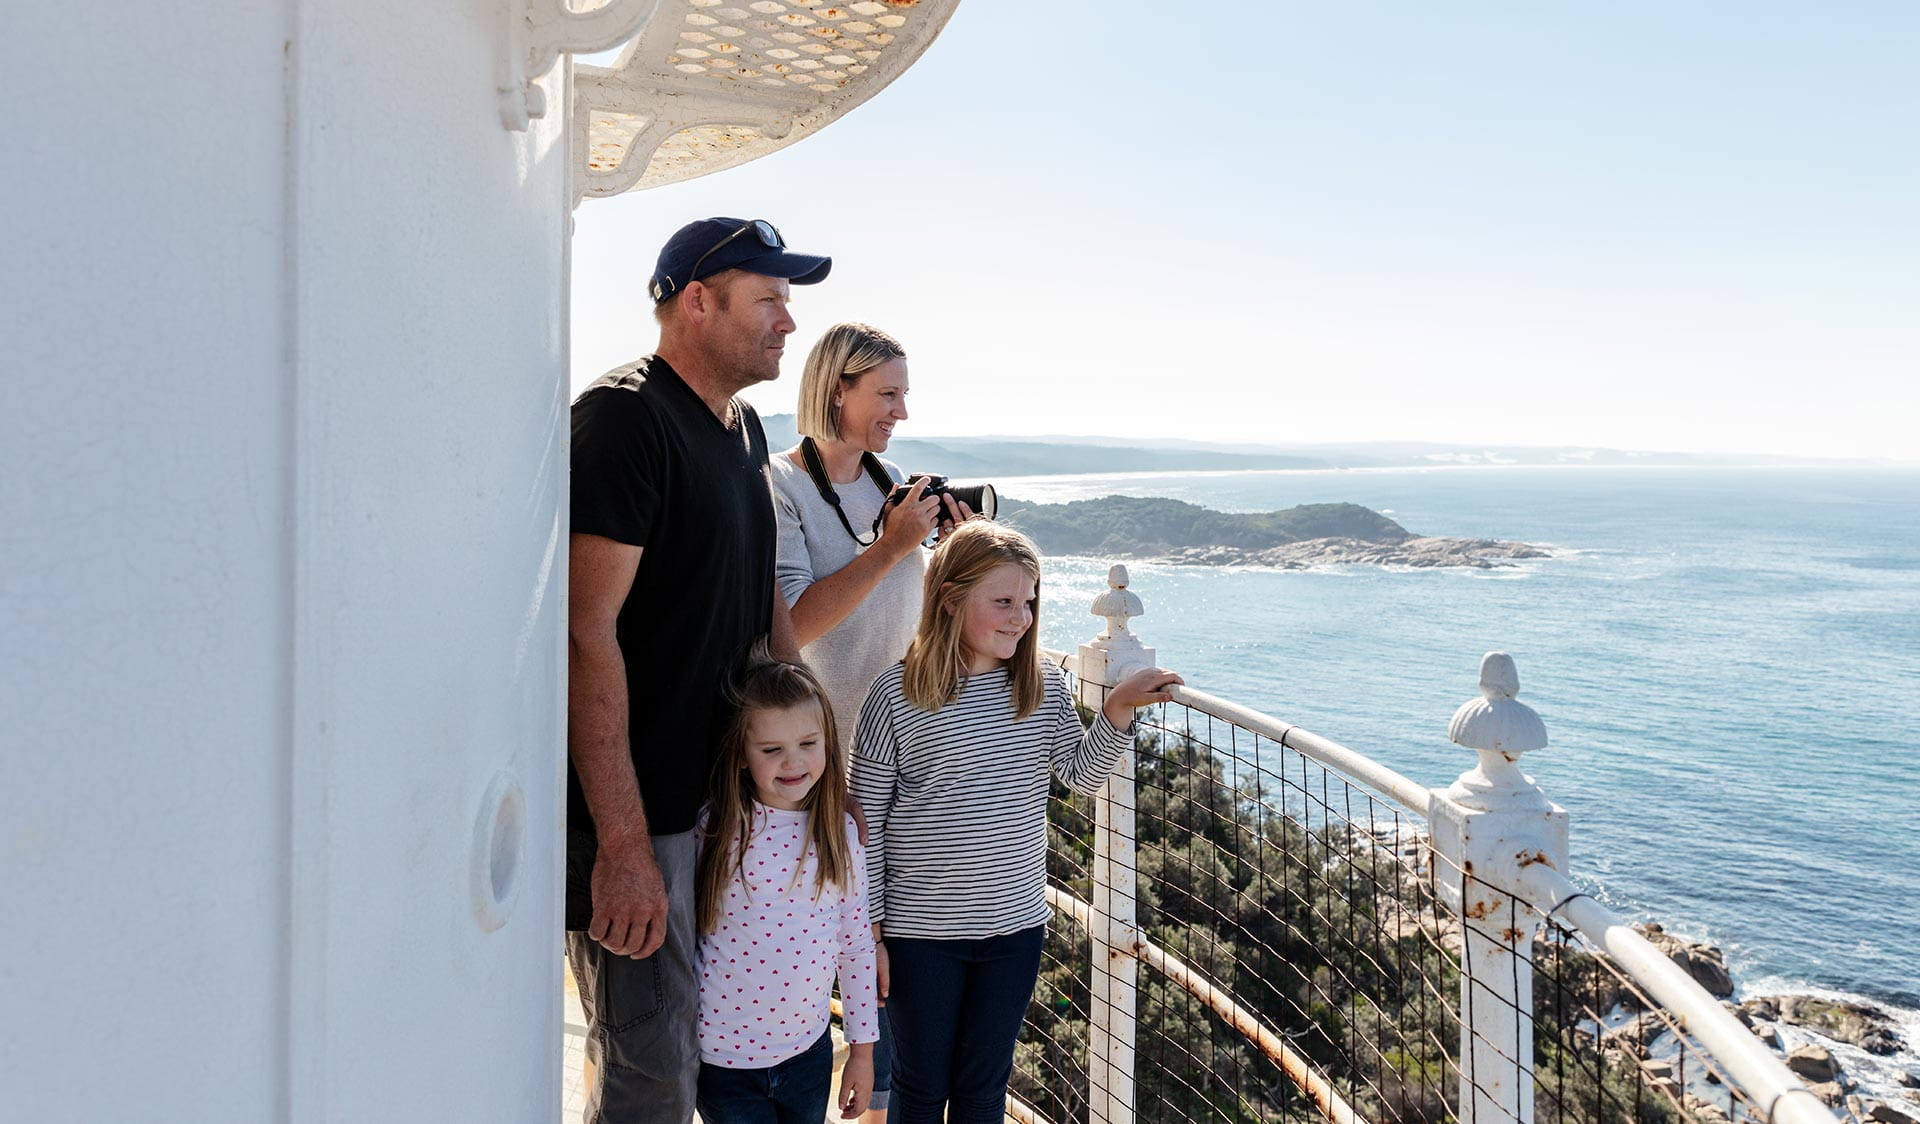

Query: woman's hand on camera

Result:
[878,476,942,558]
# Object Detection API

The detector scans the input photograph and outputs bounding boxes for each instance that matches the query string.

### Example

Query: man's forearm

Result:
[568,632,650,848]
[769,583,803,664]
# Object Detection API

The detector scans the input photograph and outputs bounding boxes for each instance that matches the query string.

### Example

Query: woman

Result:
[769,322,961,1123]
[772,322,964,726]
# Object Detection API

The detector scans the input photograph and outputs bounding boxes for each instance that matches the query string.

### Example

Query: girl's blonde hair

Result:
[697,654,854,936]
[795,322,907,442]
[902,521,1045,720]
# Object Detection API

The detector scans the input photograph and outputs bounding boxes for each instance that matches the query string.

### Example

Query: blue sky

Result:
[571,2,1919,460]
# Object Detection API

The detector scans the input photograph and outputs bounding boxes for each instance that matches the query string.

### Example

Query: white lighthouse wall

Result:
[2,4,296,1118]
[286,0,567,1119]
[2,2,567,1120]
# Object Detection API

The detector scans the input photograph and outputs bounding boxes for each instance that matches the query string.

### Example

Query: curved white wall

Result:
[3,3,567,1119]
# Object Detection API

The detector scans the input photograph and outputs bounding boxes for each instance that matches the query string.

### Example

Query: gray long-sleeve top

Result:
[768,453,926,752]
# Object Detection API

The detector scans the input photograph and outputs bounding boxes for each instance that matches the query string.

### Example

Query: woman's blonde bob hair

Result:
[901,521,1045,720]
[795,322,907,443]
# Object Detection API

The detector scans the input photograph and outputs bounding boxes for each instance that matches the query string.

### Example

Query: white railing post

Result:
[1077,565,1151,1124]
[1428,653,1569,1124]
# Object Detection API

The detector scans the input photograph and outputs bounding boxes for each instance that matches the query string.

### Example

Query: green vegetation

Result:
[997,496,1410,557]
[1013,727,1692,1124]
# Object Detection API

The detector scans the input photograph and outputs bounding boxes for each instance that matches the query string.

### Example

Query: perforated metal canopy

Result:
[574,0,958,200]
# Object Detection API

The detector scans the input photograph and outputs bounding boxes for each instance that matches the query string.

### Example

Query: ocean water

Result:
[1019,465,1920,1081]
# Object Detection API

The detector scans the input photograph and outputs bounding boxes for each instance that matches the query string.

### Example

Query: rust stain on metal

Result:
[1466,900,1492,920]
[1501,927,1526,943]
[878,0,919,6]
[1518,851,1552,868]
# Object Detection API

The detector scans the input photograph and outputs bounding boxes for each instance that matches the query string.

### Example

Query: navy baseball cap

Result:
[648,217,832,303]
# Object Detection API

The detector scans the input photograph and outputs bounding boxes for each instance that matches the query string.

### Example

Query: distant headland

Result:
[996,495,1547,570]
[755,414,1885,475]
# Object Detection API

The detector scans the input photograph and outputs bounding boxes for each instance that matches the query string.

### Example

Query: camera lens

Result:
[948,483,997,520]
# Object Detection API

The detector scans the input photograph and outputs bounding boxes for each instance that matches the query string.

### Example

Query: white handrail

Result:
[1040,648,1432,816]
[1165,684,1435,816]
[1519,866,1835,1124]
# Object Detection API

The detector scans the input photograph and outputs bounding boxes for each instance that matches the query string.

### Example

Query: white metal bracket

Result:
[569,84,796,202]
[500,0,662,130]
[567,0,961,201]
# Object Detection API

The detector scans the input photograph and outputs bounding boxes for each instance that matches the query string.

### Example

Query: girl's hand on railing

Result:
[1102,667,1184,728]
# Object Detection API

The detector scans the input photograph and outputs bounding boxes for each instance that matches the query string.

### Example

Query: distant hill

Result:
[757,416,1871,472]
[995,494,1547,569]
[756,415,1332,475]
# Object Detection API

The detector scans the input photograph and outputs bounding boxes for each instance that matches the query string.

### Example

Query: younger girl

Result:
[696,658,880,1123]
[849,521,1181,1124]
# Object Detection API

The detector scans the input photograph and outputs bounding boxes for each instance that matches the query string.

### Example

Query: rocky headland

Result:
[997,495,1547,569]
[1610,924,1918,1124]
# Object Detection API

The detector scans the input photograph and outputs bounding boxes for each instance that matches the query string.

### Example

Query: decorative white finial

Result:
[1449,652,1546,754]
[1478,651,1521,700]
[1090,564,1144,642]
[1445,652,1550,811]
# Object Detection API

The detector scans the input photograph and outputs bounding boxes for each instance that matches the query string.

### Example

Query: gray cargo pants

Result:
[566,830,699,1124]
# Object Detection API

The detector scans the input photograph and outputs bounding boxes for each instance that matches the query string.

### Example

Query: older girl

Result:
[849,522,1180,1124]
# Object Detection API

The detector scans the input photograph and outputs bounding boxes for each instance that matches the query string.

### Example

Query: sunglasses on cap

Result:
[650,219,785,302]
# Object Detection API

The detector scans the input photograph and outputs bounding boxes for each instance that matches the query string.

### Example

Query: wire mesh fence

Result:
[1010,662,1815,1124]
[1529,908,1787,1124]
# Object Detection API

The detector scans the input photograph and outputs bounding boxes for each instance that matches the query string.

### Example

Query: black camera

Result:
[882,474,998,523]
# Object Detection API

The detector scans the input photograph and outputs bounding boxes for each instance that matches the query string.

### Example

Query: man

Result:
[567,217,830,1123]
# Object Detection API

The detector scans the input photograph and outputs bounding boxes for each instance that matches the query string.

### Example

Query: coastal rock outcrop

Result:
[1743,995,1908,1056]
[1603,1010,1669,1057]
[1633,923,1735,998]
[1808,1080,1847,1106]
[1166,535,1547,570]
[996,495,1549,570]
[1787,1044,1842,1084]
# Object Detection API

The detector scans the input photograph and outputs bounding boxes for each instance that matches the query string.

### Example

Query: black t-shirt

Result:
[567,356,774,924]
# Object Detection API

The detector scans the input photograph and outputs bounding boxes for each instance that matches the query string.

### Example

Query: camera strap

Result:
[798,437,896,547]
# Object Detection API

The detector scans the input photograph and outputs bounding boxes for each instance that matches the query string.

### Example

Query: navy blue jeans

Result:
[883,926,1045,1124]
[695,1029,833,1124]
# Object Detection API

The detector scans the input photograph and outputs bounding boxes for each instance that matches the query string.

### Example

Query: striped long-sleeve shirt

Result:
[849,661,1132,939]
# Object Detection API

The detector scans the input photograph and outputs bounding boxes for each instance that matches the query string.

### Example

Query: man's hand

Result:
[589,836,669,958]
[837,1043,875,1119]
